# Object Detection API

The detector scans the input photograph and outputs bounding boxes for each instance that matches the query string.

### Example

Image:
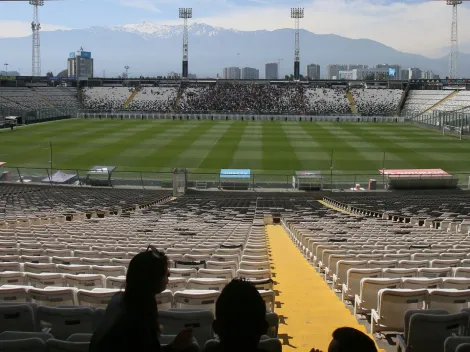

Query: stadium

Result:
[3,4,470,352]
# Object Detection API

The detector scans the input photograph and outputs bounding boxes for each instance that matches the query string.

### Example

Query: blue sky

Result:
[1,0,470,56]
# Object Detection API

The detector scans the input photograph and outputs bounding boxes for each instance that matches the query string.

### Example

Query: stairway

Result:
[32,88,55,108]
[345,89,358,115]
[420,90,459,115]
[123,88,139,109]
[173,88,184,112]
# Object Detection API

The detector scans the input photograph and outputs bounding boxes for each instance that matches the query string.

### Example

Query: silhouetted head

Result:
[213,279,268,347]
[328,327,377,352]
[124,247,169,304]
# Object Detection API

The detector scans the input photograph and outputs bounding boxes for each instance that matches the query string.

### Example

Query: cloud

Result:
[187,0,469,57]
[0,20,70,38]
[119,0,161,12]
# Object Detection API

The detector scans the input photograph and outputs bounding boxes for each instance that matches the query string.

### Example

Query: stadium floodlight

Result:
[4,63,8,75]
[290,8,304,81]
[446,0,463,79]
[179,8,193,79]
[124,66,130,79]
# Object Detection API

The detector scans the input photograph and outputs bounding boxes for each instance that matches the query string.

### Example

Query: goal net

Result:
[442,124,464,140]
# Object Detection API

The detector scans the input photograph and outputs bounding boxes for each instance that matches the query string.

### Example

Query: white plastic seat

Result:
[29,287,77,307]
[454,268,470,278]
[0,303,36,333]
[0,263,21,273]
[105,276,126,290]
[80,258,110,266]
[52,257,82,266]
[110,258,130,267]
[342,268,382,302]
[26,273,64,288]
[0,272,25,286]
[241,255,269,263]
[0,337,46,352]
[428,289,470,313]
[36,306,94,340]
[167,277,187,293]
[63,274,105,290]
[398,260,428,269]
[184,254,211,262]
[159,309,214,347]
[371,289,428,334]
[187,278,228,291]
[169,268,198,279]
[367,260,398,270]
[155,289,173,310]
[77,289,119,308]
[91,265,125,277]
[333,260,368,291]
[418,267,453,278]
[258,290,276,313]
[402,277,442,290]
[0,286,30,303]
[247,278,274,291]
[431,259,461,268]
[441,278,470,290]
[197,269,234,280]
[44,249,72,257]
[354,278,401,315]
[236,269,271,280]
[23,263,56,274]
[174,290,220,313]
[239,261,270,271]
[174,260,206,270]
[57,265,91,275]
[382,268,418,279]
[100,251,127,259]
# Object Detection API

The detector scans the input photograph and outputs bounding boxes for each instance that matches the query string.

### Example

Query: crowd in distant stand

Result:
[82,84,402,116]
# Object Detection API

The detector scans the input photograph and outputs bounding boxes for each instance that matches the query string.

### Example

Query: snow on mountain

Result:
[105,22,235,38]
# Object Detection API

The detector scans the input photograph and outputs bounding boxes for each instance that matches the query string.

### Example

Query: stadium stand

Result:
[34,87,81,109]
[81,84,403,116]
[350,89,402,116]
[0,88,51,110]
[426,91,470,113]
[401,91,452,115]
[2,187,470,351]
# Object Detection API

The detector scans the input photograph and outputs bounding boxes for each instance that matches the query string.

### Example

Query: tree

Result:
[46,71,54,77]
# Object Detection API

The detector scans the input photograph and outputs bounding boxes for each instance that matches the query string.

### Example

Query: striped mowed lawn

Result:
[1,118,470,177]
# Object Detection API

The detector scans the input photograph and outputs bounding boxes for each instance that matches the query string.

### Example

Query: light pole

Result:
[291,8,304,81]
[4,63,8,75]
[179,8,192,79]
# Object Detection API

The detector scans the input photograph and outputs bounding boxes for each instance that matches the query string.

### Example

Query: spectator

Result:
[205,279,268,352]
[89,247,193,352]
[310,327,377,352]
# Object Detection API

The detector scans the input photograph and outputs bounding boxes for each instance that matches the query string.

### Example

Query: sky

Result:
[1,0,470,58]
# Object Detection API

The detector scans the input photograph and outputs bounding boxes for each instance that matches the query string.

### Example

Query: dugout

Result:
[85,165,116,187]
[292,171,323,191]
[380,169,458,190]
[219,169,251,190]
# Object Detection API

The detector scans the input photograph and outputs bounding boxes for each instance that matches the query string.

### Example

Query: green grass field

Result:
[1,119,470,177]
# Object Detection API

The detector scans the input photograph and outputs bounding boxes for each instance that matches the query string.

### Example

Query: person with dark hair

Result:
[310,327,377,352]
[205,279,268,352]
[89,247,193,352]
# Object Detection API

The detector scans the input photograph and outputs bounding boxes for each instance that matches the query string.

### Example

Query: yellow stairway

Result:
[267,224,383,351]
[32,88,55,108]
[123,88,139,109]
[173,88,184,111]
[420,90,459,115]
[346,90,358,115]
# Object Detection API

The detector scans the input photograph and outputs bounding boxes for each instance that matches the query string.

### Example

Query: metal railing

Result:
[2,167,470,191]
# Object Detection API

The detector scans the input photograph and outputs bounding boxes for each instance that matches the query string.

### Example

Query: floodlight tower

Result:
[4,63,8,75]
[291,8,304,81]
[179,8,192,79]
[30,0,44,76]
[447,0,462,79]
[124,66,130,78]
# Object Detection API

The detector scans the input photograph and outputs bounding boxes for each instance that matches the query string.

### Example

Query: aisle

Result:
[266,224,379,351]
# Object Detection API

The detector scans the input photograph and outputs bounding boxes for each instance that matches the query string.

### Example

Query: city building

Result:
[241,67,259,80]
[326,65,347,80]
[167,71,180,79]
[188,73,197,79]
[307,64,320,80]
[409,67,422,80]
[338,68,398,80]
[265,63,279,80]
[421,70,439,80]
[223,67,241,80]
[401,69,410,80]
[376,64,401,79]
[67,48,94,80]
[348,64,369,70]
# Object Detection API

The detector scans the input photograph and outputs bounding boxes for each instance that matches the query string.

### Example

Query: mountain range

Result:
[0,22,466,78]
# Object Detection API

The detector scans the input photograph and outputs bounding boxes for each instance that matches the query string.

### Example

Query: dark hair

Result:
[215,279,267,344]
[124,249,168,305]
[331,327,377,352]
